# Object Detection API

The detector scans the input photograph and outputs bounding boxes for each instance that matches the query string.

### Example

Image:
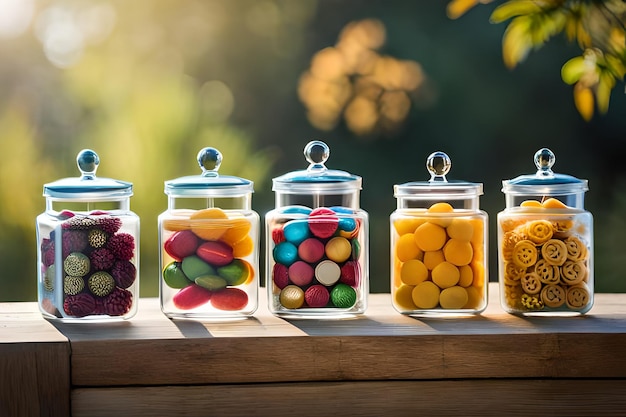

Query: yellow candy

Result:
[439,286,468,309]
[423,250,445,270]
[542,198,568,209]
[412,281,440,309]
[427,202,454,227]
[458,264,473,287]
[446,218,474,241]
[395,233,423,262]
[521,200,542,208]
[394,284,416,310]
[190,208,229,241]
[431,261,460,289]
[428,202,454,213]
[393,218,425,235]
[400,259,429,286]
[231,235,254,258]
[443,239,473,266]
[463,285,483,309]
[471,261,485,289]
[414,222,447,252]
[469,219,484,246]
[220,218,252,246]
[280,285,304,309]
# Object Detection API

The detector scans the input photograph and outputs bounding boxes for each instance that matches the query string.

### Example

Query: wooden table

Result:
[2,283,626,416]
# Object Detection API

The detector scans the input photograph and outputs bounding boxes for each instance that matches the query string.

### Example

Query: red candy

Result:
[173,284,213,310]
[272,227,286,244]
[196,241,234,267]
[273,263,289,289]
[164,230,199,261]
[211,288,248,311]
[305,285,330,308]
[288,260,314,286]
[340,261,360,287]
[298,238,325,263]
[308,207,339,238]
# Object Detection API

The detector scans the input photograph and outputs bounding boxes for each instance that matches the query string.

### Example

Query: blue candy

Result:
[283,220,310,245]
[273,242,299,266]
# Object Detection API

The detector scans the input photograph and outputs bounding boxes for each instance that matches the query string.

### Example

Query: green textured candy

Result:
[182,255,215,280]
[64,252,90,277]
[163,262,192,289]
[44,264,55,292]
[195,275,227,291]
[330,283,357,308]
[88,228,108,248]
[217,259,249,286]
[64,275,85,295]
[88,271,115,297]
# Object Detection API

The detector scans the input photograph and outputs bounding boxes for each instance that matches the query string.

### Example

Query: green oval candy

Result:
[163,262,193,289]
[182,255,215,280]
[195,275,227,291]
[217,259,249,286]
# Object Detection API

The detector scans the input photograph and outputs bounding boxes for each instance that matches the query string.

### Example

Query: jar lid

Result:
[272,141,362,194]
[164,147,253,197]
[43,149,133,200]
[394,151,483,199]
[501,148,588,196]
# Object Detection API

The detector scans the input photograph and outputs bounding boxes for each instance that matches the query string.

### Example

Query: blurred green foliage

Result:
[0,0,625,302]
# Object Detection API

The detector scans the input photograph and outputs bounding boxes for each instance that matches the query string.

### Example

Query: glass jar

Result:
[159,147,259,319]
[498,148,593,315]
[266,141,368,318]
[390,151,488,316]
[36,149,140,321]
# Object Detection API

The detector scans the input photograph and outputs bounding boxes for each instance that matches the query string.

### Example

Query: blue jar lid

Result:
[502,148,588,196]
[43,149,133,200]
[164,147,253,197]
[272,141,362,194]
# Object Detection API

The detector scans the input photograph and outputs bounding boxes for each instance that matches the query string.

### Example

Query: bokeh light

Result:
[0,0,35,39]
[298,18,432,137]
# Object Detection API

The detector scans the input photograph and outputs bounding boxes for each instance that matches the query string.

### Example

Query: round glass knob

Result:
[197,147,222,177]
[304,140,329,171]
[534,148,555,177]
[77,149,99,180]
[427,151,451,182]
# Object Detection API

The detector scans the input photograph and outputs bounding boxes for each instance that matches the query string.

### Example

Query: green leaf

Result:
[490,0,542,24]
[561,56,587,85]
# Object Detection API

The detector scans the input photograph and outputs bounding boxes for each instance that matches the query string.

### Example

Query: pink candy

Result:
[173,284,213,310]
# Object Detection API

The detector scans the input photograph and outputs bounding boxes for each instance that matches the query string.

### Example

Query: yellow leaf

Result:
[502,18,532,68]
[573,84,594,121]
[446,0,479,20]
[596,73,615,114]
[561,56,586,85]
[490,0,541,24]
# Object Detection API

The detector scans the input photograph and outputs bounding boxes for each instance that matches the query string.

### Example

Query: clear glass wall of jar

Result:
[159,147,259,319]
[266,141,368,318]
[498,148,593,315]
[36,149,140,321]
[390,151,488,316]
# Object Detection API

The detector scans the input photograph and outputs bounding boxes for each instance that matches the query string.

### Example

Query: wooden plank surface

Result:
[72,379,626,417]
[42,284,626,386]
[0,303,70,416]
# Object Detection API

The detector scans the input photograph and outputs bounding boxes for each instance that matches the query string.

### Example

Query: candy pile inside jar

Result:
[269,206,362,310]
[161,207,254,311]
[500,198,591,312]
[392,202,486,311]
[40,210,136,318]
